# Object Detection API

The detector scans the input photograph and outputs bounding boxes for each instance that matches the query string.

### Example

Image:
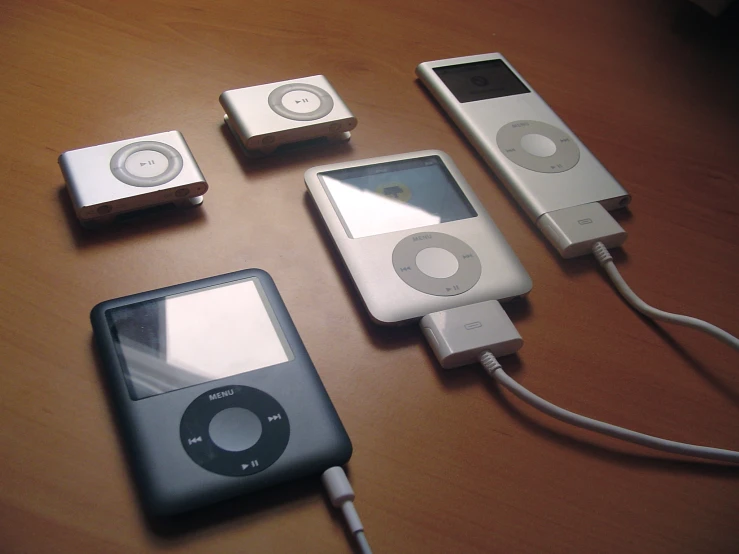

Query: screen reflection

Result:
[108,279,292,400]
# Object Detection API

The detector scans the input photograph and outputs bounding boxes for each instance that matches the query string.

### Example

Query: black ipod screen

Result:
[106,278,294,400]
[319,155,477,239]
[433,59,530,103]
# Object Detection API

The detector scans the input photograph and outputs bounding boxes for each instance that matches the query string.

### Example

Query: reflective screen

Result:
[319,155,476,238]
[107,279,293,400]
[433,59,529,103]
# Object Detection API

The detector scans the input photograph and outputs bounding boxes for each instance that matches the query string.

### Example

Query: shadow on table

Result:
[57,186,208,249]
[219,122,355,180]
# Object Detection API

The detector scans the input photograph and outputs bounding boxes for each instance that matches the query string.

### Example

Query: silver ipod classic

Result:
[220,75,357,155]
[305,150,532,325]
[416,53,630,224]
[59,131,208,225]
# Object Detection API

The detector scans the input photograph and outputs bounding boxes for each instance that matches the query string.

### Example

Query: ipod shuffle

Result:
[59,130,208,226]
[219,75,357,155]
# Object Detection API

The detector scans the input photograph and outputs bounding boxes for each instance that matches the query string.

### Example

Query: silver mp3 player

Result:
[59,131,208,226]
[220,75,357,155]
[305,150,532,325]
[416,53,630,226]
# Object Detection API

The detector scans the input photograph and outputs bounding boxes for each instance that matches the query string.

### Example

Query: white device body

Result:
[59,130,207,225]
[416,53,630,225]
[220,75,357,155]
[305,150,532,325]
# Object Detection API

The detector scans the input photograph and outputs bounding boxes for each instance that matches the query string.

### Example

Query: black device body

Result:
[91,269,352,516]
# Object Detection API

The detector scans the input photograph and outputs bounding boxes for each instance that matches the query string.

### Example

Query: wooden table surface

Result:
[1,1,738,552]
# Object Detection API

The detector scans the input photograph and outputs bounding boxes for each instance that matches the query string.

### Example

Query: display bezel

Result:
[316,154,478,239]
[432,59,530,103]
[103,276,295,401]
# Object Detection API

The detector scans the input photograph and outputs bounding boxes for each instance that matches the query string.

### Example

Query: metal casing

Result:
[416,53,630,222]
[305,150,532,325]
[59,130,207,223]
[219,75,356,151]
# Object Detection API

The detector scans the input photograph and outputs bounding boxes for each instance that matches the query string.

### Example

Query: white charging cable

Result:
[592,241,739,350]
[420,301,739,464]
[322,467,372,554]
[479,350,739,463]
[535,201,738,349]
[419,202,738,462]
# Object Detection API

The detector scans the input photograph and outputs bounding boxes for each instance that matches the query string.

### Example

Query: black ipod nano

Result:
[91,269,352,516]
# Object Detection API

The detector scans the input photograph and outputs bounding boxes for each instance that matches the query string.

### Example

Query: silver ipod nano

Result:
[305,150,532,325]
[59,130,208,225]
[416,53,630,223]
[220,75,357,155]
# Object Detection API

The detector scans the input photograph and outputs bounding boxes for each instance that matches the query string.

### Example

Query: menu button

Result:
[209,389,235,401]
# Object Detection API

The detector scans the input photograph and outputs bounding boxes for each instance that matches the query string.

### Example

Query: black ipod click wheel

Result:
[180,385,290,477]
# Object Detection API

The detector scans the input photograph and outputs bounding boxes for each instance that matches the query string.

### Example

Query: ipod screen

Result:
[433,59,529,103]
[319,155,477,238]
[106,278,294,400]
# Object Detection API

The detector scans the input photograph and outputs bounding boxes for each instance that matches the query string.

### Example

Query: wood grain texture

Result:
[1,0,738,552]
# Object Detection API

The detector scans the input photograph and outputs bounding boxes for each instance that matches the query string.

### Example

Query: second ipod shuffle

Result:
[220,75,357,155]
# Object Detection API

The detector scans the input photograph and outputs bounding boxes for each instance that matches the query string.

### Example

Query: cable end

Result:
[421,300,522,369]
[479,350,502,377]
[537,202,627,258]
[322,467,372,553]
[591,241,613,266]
[321,466,355,507]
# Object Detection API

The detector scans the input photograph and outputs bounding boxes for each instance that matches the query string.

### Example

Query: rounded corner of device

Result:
[167,130,186,144]
[520,275,533,296]
[337,440,353,466]
[303,167,317,181]
[426,148,448,159]
[140,486,184,519]
[304,167,324,188]
[366,306,400,326]
[248,267,273,284]
[90,300,111,323]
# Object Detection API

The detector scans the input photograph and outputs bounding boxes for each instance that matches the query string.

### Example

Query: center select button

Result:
[392,232,482,297]
[109,140,184,187]
[268,82,334,121]
[520,134,557,157]
[124,150,170,178]
[208,407,263,452]
[280,90,321,113]
[415,247,459,278]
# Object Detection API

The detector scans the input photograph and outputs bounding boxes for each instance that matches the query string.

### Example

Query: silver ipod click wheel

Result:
[59,130,208,226]
[220,75,357,155]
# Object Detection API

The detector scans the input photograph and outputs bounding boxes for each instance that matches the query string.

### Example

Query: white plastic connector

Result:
[322,466,356,508]
[420,300,523,369]
[537,202,627,258]
[321,467,372,554]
